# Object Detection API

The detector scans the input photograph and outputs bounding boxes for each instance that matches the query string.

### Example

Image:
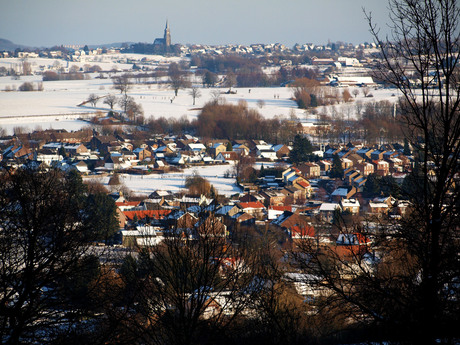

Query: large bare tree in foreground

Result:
[295,1,459,344]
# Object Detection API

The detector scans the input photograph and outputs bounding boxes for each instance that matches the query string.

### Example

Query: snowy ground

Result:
[86,164,242,197]
[0,56,400,134]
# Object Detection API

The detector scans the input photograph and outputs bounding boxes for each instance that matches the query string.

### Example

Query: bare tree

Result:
[118,95,143,122]
[168,62,190,96]
[188,87,202,106]
[103,94,117,110]
[21,59,31,76]
[361,86,370,97]
[296,1,460,345]
[112,74,132,95]
[87,93,99,107]
[352,88,359,98]
[114,216,263,345]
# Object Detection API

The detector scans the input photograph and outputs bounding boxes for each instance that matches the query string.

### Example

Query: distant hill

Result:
[88,42,134,49]
[0,38,29,51]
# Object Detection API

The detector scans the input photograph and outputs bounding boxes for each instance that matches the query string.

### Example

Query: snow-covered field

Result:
[0,55,401,196]
[0,56,399,134]
[87,164,242,197]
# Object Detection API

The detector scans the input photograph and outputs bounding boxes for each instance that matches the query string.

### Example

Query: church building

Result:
[154,21,171,52]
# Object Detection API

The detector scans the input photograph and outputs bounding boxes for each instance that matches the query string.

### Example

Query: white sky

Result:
[1,0,390,47]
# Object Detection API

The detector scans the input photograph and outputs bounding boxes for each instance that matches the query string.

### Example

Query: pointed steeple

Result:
[164,19,171,48]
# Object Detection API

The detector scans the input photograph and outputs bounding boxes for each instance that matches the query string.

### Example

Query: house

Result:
[259,189,286,207]
[124,210,172,223]
[167,211,198,231]
[319,203,342,222]
[318,160,332,175]
[334,232,371,260]
[195,214,227,237]
[280,186,304,204]
[356,161,374,176]
[374,160,390,176]
[368,201,389,216]
[105,155,130,170]
[331,186,356,200]
[356,147,374,160]
[271,211,314,242]
[268,205,293,220]
[120,226,164,247]
[324,147,341,158]
[238,201,266,219]
[282,167,301,183]
[186,143,207,155]
[341,157,353,170]
[232,143,250,156]
[371,150,385,161]
[116,200,141,211]
[256,148,277,161]
[297,162,321,178]
[272,144,290,159]
[215,151,239,164]
[231,211,256,225]
[133,147,152,161]
[35,149,63,165]
[216,205,241,218]
[340,198,360,214]
[72,160,89,173]
[209,143,227,158]
[89,135,118,152]
[63,143,89,156]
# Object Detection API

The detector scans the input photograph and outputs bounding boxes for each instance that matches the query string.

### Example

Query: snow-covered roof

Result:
[319,203,341,212]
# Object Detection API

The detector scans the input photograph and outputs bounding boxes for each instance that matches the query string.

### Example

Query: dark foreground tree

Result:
[112,215,264,345]
[295,1,460,345]
[0,167,117,344]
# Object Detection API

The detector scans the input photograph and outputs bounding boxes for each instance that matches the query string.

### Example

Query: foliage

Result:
[196,101,297,143]
[0,167,109,344]
[184,170,212,196]
[363,173,400,198]
[114,217,264,345]
[329,154,344,178]
[85,192,119,243]
[289,134,313,163]
[18,82,34,91]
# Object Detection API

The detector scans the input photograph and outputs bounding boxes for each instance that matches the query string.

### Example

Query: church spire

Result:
[164,20,171,48]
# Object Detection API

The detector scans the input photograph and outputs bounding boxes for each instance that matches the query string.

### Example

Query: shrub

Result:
[42,71,59,81]
[18,82,34,91]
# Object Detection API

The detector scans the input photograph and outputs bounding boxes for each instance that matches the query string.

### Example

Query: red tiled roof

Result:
[291,225,315,238]
[297,180,310,188]
[269,205,292,212]
[116,201,140,207]
[239,201,265,210]
[123,210,171,220]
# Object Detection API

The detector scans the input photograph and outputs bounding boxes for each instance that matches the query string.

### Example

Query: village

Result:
[0,1,458,341]
[0,125,413,261]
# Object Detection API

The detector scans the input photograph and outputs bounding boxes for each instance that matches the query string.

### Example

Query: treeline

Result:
[42,70,89,81]
[191,55,319,87]
[144,100,298,143]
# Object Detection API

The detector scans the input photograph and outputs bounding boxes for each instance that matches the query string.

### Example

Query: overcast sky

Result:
[1,0,391,48]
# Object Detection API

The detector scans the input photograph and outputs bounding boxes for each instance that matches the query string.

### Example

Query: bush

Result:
[18,82,34,91]
[42,71,59,81]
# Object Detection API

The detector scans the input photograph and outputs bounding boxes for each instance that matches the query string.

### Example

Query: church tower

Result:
[164,20,171,49]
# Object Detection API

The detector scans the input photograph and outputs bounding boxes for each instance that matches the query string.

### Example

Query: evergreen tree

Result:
[226,142,233,151]
[363,173,381,197]
[329,154,343,178]
[85,192,119,243]
[289,134,313,163]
